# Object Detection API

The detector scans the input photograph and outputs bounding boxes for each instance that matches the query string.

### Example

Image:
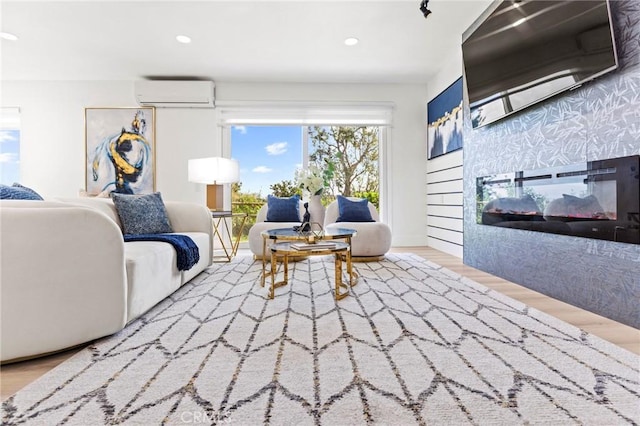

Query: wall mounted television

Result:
[462,0,618,129]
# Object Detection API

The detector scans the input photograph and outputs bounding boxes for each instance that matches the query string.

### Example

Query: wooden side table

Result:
[211,211,248,262]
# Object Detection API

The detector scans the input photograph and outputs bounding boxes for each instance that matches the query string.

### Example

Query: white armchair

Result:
[248,200,316,258]
[323,197,391,259]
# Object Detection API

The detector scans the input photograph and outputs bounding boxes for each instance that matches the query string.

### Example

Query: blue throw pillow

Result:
[266,194,301,222]
[0,183,44,200]
[111,192,173,235]
[336,195,374,222]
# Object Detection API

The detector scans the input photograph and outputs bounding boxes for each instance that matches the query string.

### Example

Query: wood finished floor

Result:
[2,246,639,402]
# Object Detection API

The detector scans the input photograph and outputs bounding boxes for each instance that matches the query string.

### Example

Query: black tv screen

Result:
[462,0,618,128]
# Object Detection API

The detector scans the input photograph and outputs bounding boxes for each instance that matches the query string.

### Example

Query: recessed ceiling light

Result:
[0,32,19,41]
[344,37,359,46]
[176,35,191,44]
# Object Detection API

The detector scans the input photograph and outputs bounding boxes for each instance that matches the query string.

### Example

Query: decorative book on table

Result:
[290,242,336,251]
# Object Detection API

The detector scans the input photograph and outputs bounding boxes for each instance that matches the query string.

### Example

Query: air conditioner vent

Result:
[134,80,215,108]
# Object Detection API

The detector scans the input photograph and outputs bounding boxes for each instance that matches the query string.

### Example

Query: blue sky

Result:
[0,130,20,185]
[231,126,303,195]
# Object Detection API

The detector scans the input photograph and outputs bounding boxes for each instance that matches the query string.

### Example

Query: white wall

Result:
[425,55,465,258]
[1,80,429,247]
[1,81,219,203]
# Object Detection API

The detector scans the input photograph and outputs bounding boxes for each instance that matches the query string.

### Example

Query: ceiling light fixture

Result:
[344,37,359,46]
[419,0,431,19]
[513,18,526,27]
[0,32,19,41]
[176,35,191,44]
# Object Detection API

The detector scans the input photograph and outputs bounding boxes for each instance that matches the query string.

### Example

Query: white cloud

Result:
[233,125,247,134]
[0,153,18,163]
[265,142,288,156]
[0,131,17,143]
[252,166,273,173]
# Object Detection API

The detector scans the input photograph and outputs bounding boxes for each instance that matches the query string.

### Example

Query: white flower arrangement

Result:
[295,164,331,196]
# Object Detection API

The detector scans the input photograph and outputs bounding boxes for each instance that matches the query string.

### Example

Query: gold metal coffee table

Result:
[260,227,358,300]
[268,241,355,300]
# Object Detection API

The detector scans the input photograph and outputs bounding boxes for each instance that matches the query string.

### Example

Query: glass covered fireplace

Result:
[476,155,640,244]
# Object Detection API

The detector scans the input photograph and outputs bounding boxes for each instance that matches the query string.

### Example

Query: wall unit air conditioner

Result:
[134,80,215,108]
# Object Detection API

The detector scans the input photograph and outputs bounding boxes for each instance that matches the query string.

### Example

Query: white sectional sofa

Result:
[0,197,213,362]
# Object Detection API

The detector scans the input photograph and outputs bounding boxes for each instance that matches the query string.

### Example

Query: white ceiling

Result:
[0,0,492,84]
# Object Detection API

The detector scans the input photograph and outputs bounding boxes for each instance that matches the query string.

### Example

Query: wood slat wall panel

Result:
[427,226,463,245]
[427,216,463,232]
[427,193,463,206]
[426,179,463,194]
[427,205,463,219]
[427,166,463,184]
[428,149,463,168]
[427,237,463,257]
[426,148,463,258]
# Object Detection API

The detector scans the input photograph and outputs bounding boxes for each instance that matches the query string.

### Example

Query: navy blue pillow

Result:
[266,194,301,222]
[336,195,374,222]
[0,183,44,200]
[111,192,173,235]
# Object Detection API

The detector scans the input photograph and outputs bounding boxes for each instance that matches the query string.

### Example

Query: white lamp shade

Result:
[188,157,239,184]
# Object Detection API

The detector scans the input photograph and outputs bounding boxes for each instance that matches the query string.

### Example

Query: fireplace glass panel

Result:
[476,155,639,244]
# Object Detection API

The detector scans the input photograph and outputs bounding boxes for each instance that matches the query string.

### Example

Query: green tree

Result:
[231,182,265,241]
[308,126,379,199]
[352,191,379,209]
[270,180,302,198]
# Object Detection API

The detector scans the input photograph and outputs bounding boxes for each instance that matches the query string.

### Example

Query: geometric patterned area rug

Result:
[2,254,639,425]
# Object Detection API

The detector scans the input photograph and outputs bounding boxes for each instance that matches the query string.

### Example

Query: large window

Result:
[219,102,392,241]
[0,108,21,185]
[230,125,381,241]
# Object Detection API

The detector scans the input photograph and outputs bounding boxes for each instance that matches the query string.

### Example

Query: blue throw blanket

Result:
[124,234,200,271]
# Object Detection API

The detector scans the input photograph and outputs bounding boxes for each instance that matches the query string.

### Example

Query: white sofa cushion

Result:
[180,232,212,283]
[124,232,210,322]
[124,241,182,322]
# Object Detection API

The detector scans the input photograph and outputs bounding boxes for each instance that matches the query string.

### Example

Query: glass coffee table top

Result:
[262,227,356,240]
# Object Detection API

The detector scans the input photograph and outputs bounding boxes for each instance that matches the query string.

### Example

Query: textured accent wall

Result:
[463,0,640,328]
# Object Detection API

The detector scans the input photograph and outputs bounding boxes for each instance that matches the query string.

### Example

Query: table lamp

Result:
[188,157,239,211]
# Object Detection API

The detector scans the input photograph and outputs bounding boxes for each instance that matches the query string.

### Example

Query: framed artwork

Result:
[85,107,156,195]
[427,77,463,160]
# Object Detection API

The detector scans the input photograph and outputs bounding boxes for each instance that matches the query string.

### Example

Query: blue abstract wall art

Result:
[427,77,463,160]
